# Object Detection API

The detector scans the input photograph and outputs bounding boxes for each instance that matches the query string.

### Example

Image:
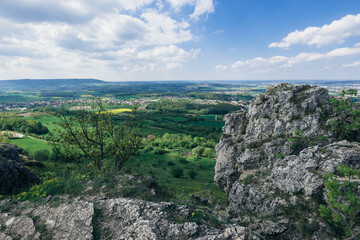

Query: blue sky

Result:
[0,0,360,81]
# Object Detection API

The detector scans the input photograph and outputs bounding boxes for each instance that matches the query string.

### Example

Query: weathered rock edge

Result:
[0,197,261,240]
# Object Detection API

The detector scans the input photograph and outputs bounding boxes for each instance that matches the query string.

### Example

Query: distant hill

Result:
[0,79,106,90]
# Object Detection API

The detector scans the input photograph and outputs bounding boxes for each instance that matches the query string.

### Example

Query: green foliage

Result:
[319,165,360,238]
[146,99,242,115]
[243,174,255,185]
[0,115,49,134]
[192,146,205,157]
[329,90,360,142]
[188,169,198,179]
[178,157,190,164]
[167,160,175,166]
[117,177,171,201]
[189,208,222,227]
[0,134,9,144]
[340,89,358,97]
[294,130,304,137]
[154,148,168,155]
[33,149,50,161]
[53,99,141,171]
[16,173,85,201]
[172,167,184,178]
[201,148,213,157]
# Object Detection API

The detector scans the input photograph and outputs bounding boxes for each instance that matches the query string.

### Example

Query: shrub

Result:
[154,148,168,155]
[172,168,184,178]
[319,165,360,238]
[188,169,197,179]
[178,157,189,164]
[167,161,175,166]
[192,146,205,157]
[143,145,154,152]
[201,148,213,157]
[33,149,50,161]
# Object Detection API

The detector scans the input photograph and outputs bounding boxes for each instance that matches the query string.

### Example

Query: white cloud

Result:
[0,0,214,79]
[343,61,360,67]
[213,30,224,34]
[166,0,195,9]
[269,14,360,48]
[215,65,228,71]
[190,0,214,20]
[167,62,183,69]
[232,56,288,69]
[137,45,200,62]
[231,47,360,69]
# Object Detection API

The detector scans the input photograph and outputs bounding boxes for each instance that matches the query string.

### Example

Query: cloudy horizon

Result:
[0,0,359,81]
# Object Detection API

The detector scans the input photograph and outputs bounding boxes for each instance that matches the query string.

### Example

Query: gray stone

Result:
[215,83,360,238]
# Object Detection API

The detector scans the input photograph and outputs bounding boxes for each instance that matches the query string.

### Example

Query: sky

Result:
[0,0,360,81]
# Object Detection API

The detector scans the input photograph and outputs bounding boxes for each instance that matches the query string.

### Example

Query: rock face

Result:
[0,144,41,193]
[0,197,260,240]
[215,83,360,238]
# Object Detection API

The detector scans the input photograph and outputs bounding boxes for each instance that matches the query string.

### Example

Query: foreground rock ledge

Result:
[0,197,260,240]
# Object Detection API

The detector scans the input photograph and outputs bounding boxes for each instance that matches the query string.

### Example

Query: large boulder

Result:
[215,83,360,238]
[0,144,41,193]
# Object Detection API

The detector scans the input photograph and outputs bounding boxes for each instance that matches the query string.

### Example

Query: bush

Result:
[16,173,85,201]
[154,148,168,155]
[188,169,197,179]
[172,168,184,178]
[178,157,189,164]
[33,149,50,161]
[192,146,205,157]
[201,148,213,157]
[319,165,360,238]
[143,145,154,152]
[167,161,175,166]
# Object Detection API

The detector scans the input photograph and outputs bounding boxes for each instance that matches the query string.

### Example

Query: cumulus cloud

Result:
[166,0,195,9]
[0,0,213,79]
[231,47,360,69]
[137,45,200,62]
[269,14,360,48]
[215,65,228,71]
[190,0,214,20]
[343,61,360,67]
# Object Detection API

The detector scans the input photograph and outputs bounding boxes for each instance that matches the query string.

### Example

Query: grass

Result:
[9,137,52,155]
[24,115,61,135]
[123,149,227,207]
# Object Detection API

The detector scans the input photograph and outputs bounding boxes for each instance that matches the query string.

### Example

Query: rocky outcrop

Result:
[0,197,260,240]
[0,144,41,193]
[215,83,360,238]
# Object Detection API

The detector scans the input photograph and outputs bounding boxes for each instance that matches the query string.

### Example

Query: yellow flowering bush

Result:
[16,178,62,201]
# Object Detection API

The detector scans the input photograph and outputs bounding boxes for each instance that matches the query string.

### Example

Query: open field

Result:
[9,137,52,155]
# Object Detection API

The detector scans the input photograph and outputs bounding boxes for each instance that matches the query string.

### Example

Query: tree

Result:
[329,89,360,142]
[53,99,141,172]
[319,165,360,239]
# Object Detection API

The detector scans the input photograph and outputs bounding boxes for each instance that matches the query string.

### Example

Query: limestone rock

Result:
[215,83,360,238]
[98,197,259,240]
[0,197,260,240]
